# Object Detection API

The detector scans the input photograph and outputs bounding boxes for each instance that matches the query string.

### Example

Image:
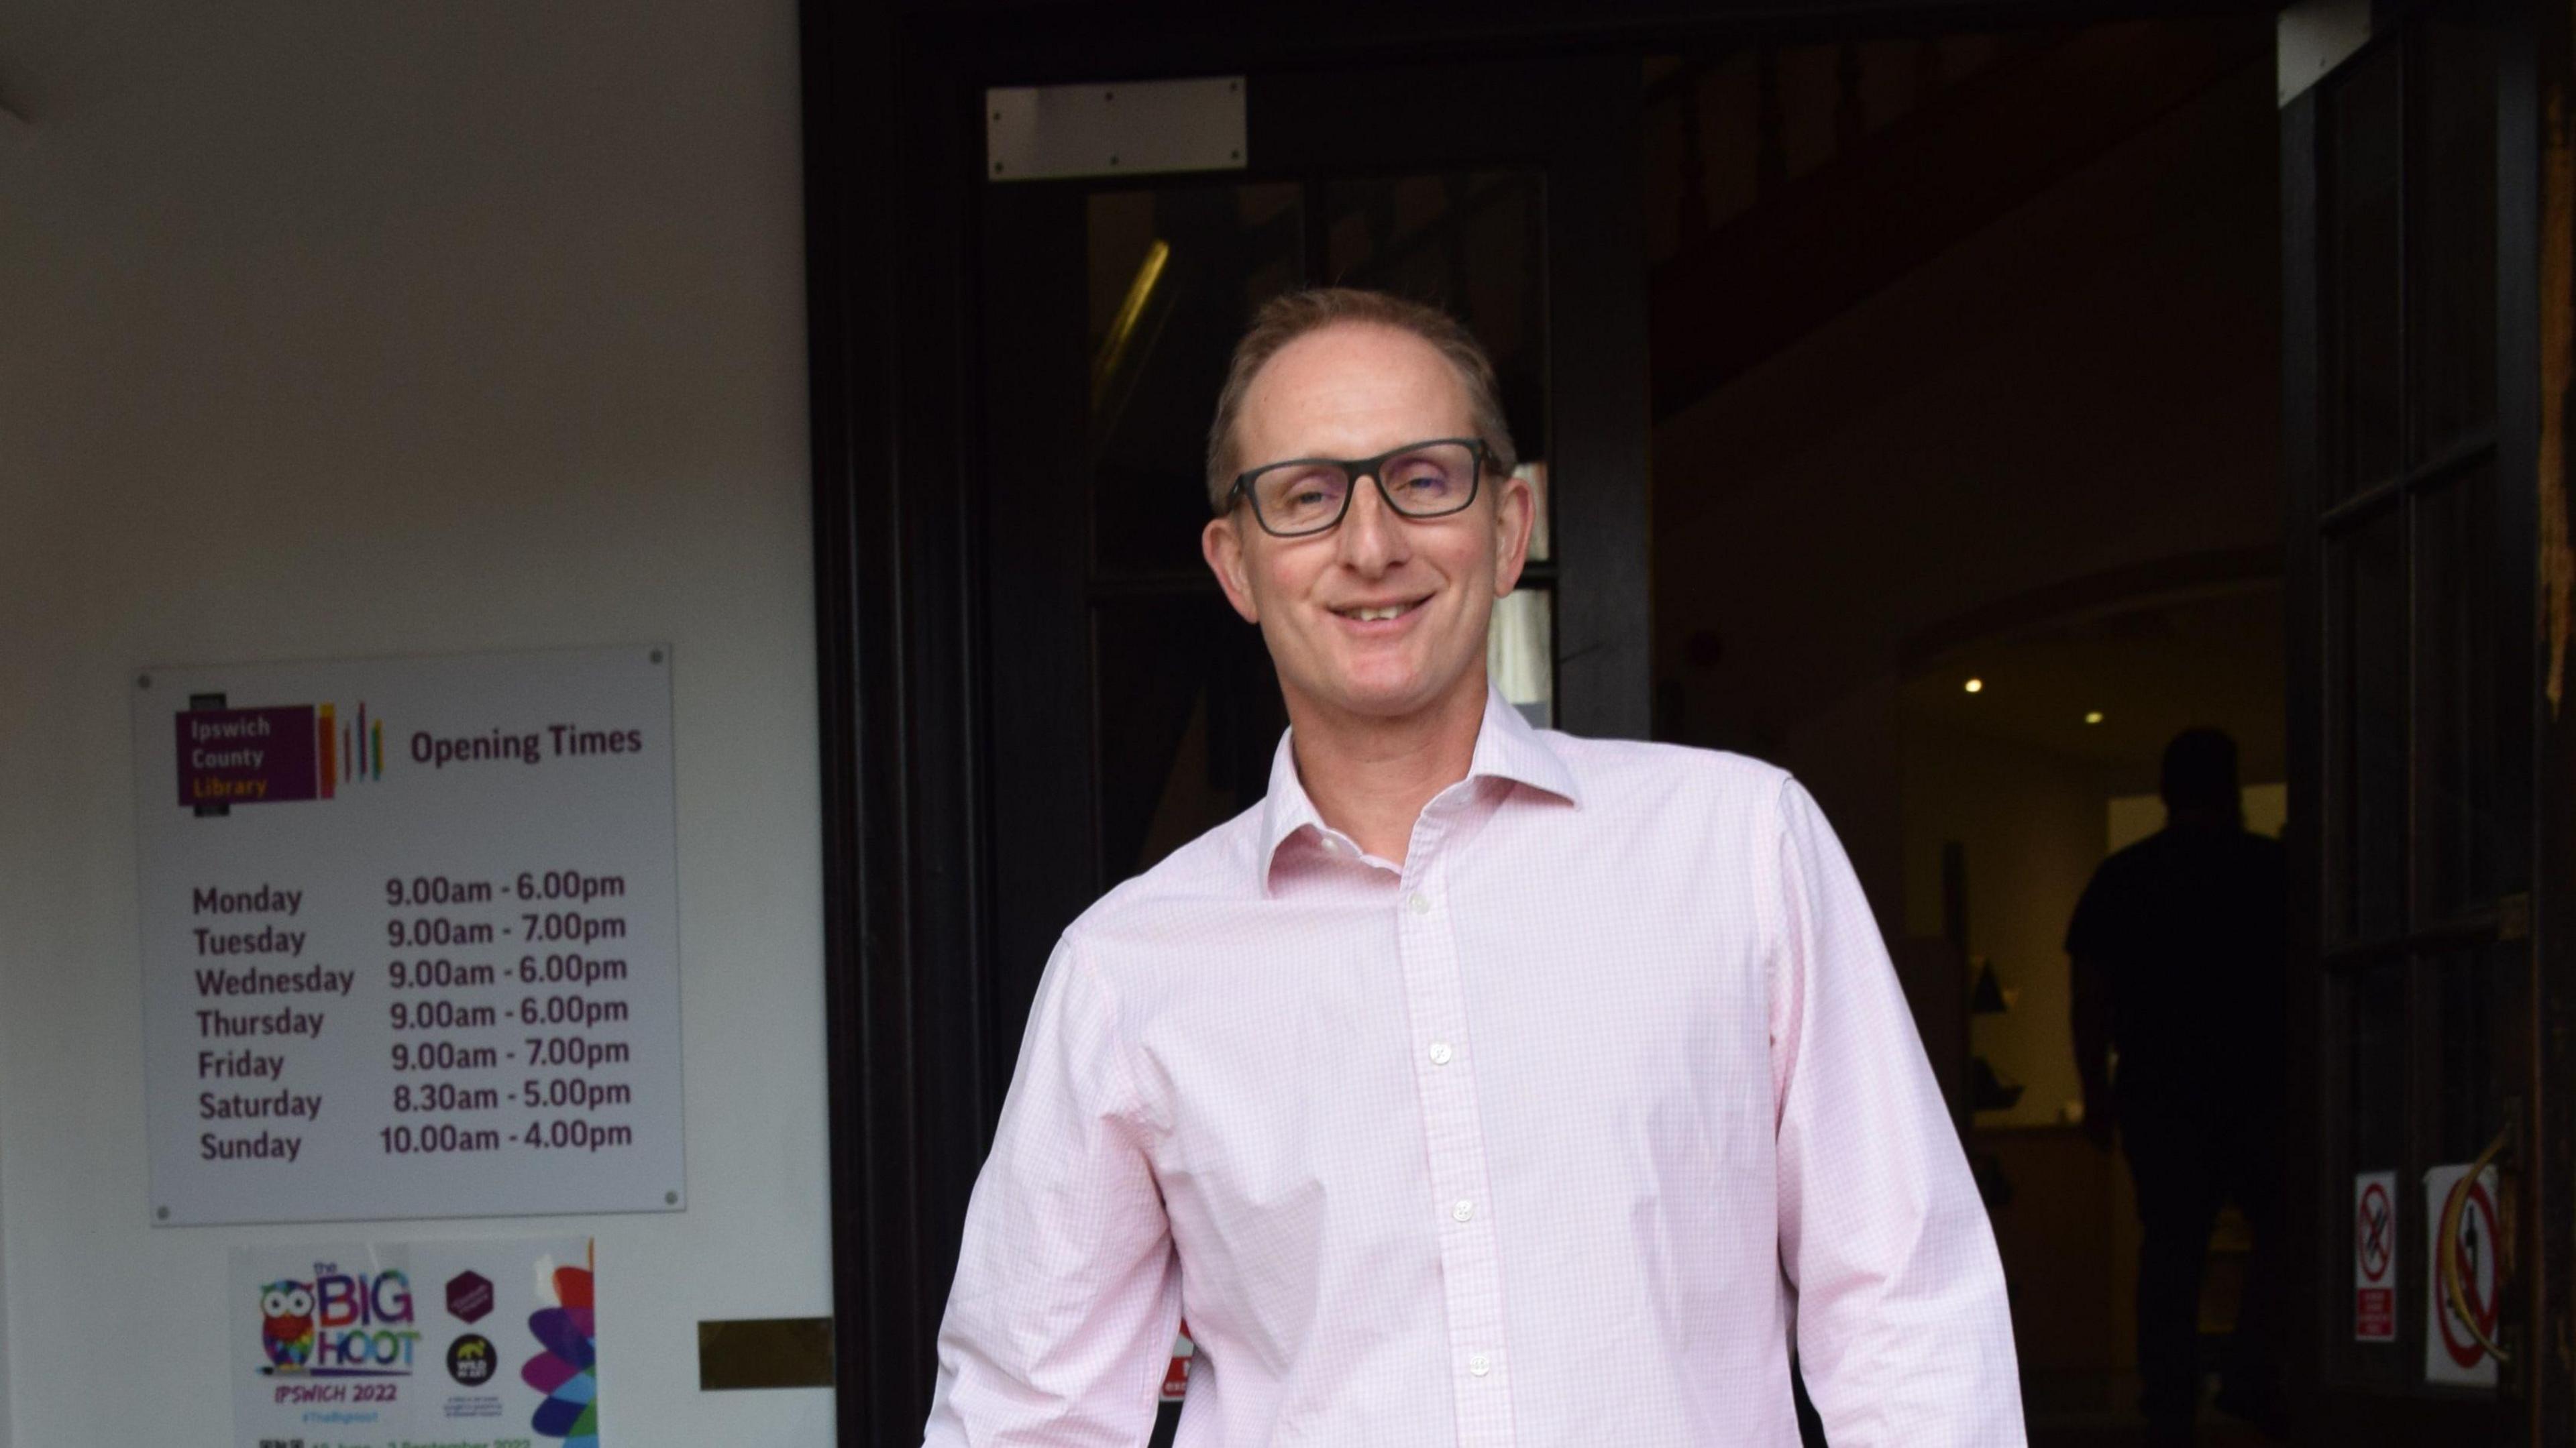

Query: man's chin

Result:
[1336,687,1436,720]
[1300,665,1478,724]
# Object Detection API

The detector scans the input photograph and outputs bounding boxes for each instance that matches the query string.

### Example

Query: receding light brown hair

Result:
[1203,287,1519,514]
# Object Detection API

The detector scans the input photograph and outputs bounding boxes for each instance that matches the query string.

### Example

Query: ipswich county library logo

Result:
[176,698,386,810]
[252,1264,421,1378]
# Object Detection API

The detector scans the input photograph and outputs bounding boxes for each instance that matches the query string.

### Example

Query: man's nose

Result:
[1336,474,1409,571]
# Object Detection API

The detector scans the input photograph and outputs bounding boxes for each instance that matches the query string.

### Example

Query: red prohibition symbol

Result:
[2439,1176,2502,1369]
[2357,1181,2394,1282]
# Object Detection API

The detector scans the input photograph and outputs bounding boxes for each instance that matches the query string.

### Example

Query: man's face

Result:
[1201,322,1534,727]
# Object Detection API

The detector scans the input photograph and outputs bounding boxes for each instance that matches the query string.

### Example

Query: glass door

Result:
[2283,1,2546,1437]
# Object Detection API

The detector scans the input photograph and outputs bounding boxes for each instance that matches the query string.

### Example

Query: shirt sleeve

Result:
[1767,777,2025,1447]
[921,932,1181,1447]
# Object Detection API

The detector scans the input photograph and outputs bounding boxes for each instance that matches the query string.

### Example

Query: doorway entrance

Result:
[1647,17,2290,1440]
[801,3,2575,1443]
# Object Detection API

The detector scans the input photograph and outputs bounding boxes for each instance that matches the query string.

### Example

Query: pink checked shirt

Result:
[924,689,2023,1446]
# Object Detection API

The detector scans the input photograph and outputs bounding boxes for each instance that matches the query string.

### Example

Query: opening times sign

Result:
[136,647,685,1226]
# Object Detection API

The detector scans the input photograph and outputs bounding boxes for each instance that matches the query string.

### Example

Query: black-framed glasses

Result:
[1227,437,1494,538]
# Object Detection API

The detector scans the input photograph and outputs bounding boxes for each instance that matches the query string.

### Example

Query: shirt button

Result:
[1428,1041,1454,1066]
[1468,1353,1491,1378]
[1405,891,1432,915]
[1452,1199,1474,1223]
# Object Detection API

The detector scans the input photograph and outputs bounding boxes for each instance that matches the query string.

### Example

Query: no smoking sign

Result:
[2353,1171,2396,1341]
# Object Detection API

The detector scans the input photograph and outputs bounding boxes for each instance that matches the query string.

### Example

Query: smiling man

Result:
[920,289,2023,1447]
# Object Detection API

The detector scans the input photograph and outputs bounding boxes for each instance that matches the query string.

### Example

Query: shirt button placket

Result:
[1397,854,1513,1445]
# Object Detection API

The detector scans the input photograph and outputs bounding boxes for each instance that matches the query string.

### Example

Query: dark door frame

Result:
[2280,3,2576,1442]
[2535,17,2576,1448]
[802,2,2287,1443]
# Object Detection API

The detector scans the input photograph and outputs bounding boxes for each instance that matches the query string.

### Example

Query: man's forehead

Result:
[1239,323,1473,445]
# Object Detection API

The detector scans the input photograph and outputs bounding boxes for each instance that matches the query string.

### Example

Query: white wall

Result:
[1901,720,2111,1128]
[0,1097,8,1444]
[2108,783,2288,851]
[0,1,829,1442]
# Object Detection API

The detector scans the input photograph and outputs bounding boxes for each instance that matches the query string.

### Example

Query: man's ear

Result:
[1491,468,1536,598]
[1203,513,1262,624]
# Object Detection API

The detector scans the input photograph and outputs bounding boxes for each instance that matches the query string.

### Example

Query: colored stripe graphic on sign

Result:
[319,705,337,799]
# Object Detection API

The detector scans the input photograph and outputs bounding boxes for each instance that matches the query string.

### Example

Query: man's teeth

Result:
[1344,604,1406,622]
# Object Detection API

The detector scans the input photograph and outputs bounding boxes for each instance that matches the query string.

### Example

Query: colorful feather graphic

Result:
[522,1255,598,1448]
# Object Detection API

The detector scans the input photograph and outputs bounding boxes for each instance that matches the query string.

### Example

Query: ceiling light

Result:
[1963,678,1984,694]
[2084,711,2104,725]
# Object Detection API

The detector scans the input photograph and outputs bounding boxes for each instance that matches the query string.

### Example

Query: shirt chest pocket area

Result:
[1136,949,1431,1268]
[1454,910,1769,1183]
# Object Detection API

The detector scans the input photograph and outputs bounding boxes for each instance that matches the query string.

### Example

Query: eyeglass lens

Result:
[1252,442,1479,534]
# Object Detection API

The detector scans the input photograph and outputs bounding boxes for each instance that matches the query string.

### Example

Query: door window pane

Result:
[1487,454,1558,727]
[2347,961,2407,1177]
[1089,184,1306,577]
[1489,588,1554,728]
[2415,468,2498,919]
[2326,509,2408,943]
[2324,43,2404,499]
[2407,16,2498,462]
[2426,945,2513,1166]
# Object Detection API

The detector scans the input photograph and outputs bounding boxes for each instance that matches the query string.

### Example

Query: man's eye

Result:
[1268,471,1340,510]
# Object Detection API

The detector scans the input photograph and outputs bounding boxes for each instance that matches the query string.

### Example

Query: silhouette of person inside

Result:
[2067,728,2286,1447]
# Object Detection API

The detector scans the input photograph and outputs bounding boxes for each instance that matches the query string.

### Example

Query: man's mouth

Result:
[1331,598,1426,623]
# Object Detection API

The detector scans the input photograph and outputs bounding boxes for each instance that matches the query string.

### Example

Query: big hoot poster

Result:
[230,1237,598,1448]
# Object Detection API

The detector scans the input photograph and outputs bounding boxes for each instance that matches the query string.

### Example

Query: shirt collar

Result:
[1257,687,1581,892]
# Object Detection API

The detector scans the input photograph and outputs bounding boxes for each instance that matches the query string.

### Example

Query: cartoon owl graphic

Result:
[260,1280,316,1372]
